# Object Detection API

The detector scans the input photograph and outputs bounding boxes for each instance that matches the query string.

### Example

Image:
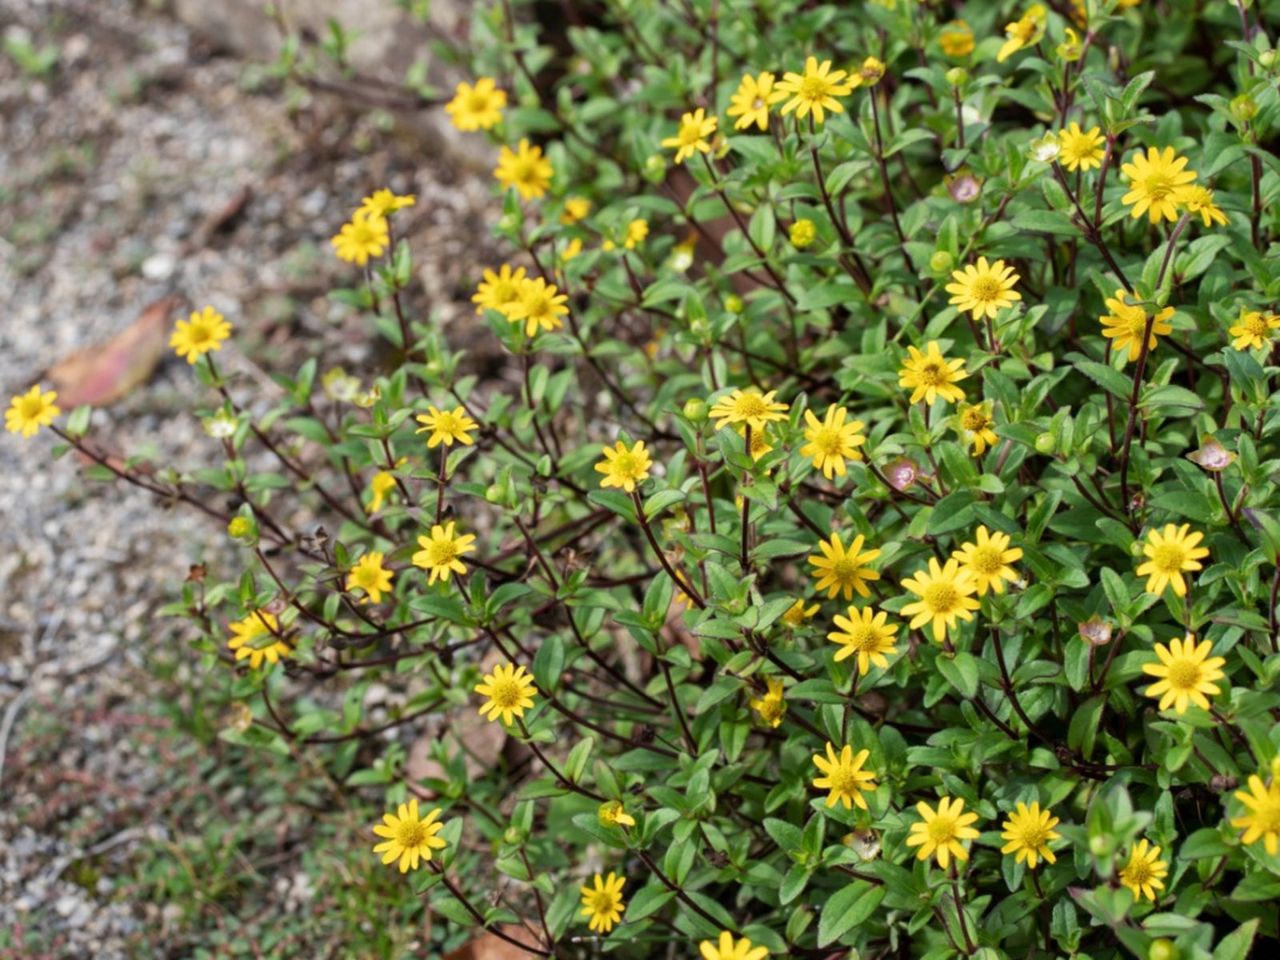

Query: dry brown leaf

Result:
[443,926,540,960]
[46,297,180,407]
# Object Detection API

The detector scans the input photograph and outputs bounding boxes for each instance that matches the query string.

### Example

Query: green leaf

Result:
[937,651,979,699]
[817,881,885,947]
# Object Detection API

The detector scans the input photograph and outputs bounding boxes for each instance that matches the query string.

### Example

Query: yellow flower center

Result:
[924,582,959,612]
[512,157,540,185]
[927,815,959,844]
[1152,543,1190,574]
[488,676,525,710]
[1253,803,1280,833]
[397,820,427,848]
[434,413,464,435]
[961,408,990,430]
[588,888,617,914]
[18,396,46,418]
[1138,170,1176,202]
[843,622,880,652]
[800,75,832,100]
[833,557,861,582]
[1012,821,1050,848]
[826,763,867,797]
[1167,659,1203,691]
[612,452,641,478]
[425,540,459,567]
[1242,313,1268,336]
[812,426,846,457]
[523,289,554,320]
[917,361,945,386]
[968,545,1005,577]
[970,276,1004,302]
[1123,857,1155,887]
[733,394,769,418]
[752,97,765,109]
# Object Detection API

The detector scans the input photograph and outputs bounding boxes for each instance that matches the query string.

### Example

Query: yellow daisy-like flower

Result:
[727,71,786,131]
[775,56,855,125]
[828,606,899,674]
[412,521,477,585]
[699,931,768,960]
[800,405,867,480]
[1121,146,1197,224]
[347,551,394,604]
[331,210,389,265]
[939,20,975,58]
[999,802,1061,868]
[952,525,1023,596]
[579,872,626,933]
[371,800,448,873]
[507,276,569,337]
[1228,310,1280,351]
[494,138,553,201]
[898,341,968,405]
[1142,633,1227,715]
[1178,185,1228,228]
[789,218,817,249]
[445,77,507,132]
[781,598,820,628]
[955,401,998,456]
[1099,290,1175,363]
[812,741,878,810]
[733,423,774,462]
[358,188,416,219]
[900,558,979,644]
[708,388,790,432]
[5,385,61,438]
[748,677,787,728]
[472,264,528,317]
[622,218,649,250]
[809,531,882,601]
[170,306,233,364]
[561,196,591,224]
[1230,766,1280,855]
[367,470,397,514]
[1058,122,1105,172]
[946,257,1021,320]
[1135,523,1209,598]
[661,108,718,164]
[226,610,290,670]
[595,440,652,493]
[598,800,636,828]
[1118,839,1168,902]
[850,56,886,89]
[996,5,1047,63]
[474,661,537,725]
[415,405,478,448]
[906,796,981,868]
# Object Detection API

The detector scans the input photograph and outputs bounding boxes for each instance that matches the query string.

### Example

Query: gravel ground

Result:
[0,1,495,954]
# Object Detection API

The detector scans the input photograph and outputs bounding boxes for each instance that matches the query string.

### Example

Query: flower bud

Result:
[945,67,969,87]
[643,153,668,183]
[683,398,708,423]
[1231,94,1258,122]
[789,218,817,249]
[1260,50,1276,69]
[1148,939,1178,960]
[724,294,744,314]
[227,516,256,542]
[1034,432,1056,454]
[1029,133,1060,163]
[1088,834,1111,857]
[929,250,954,274]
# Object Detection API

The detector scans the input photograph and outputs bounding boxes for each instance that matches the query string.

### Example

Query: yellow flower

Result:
[900,558,979,643]
[347,551,394,604]
[828,606,898,674]
[623,218,649,250]
[800,405,866,480]
[898,341,968,405]
[699,931,768,960]
[850,56,886,89]
[938,20,975,58]
[708,388,790,432]
[952,525,1022,596]
[789,218,817,249]
[580,872,626,933]
[598,800,635,828]
[415,405,478,448]
[1231,767,1280,855]
[331,211,389,265]
[906,796,981,867]
[776,56,854,125]
[782,598,820,627]
[561,196,591,224]
[494,139,553,200]
[997,5,1047,63]
[1121,146,1197,224]
[170,306,232,364]
[372,800,447,873]
[1056,26,1083,61]
[1228,310,1280,351]
[1058,122,1105,172]
[999,802,1061,868]
[727,71,786,131]
[955,401,998,456]
[1142,633,1227,714]
[358,188,416,219]
[412,521,477,585]
[661,108,718,164]
[809,531,881,601]
[474,661,537,725]
[748,677,787,728]
[812,741,878,810]
[1178,185,1228,227]
[507,276,569,337]
[1099,290,1175,363]
[1135,523,1209,597]
[227,610,290,670]
[1118,839,1168,901]
[5,385,61,438]
[946,257,1021,320]
[367,470,397,514]
[445,77,507,132]
[595,439,652,493]
[560,237,584,263]
[472,264,528,317]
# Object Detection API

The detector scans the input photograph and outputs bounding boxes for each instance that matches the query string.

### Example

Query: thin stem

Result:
[630,491,705,607]
[429,862,551,957]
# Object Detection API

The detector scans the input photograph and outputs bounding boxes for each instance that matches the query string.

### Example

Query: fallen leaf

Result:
[45,297,179,407]
[443,926,541,960]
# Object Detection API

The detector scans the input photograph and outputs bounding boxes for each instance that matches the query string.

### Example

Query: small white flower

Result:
[203,410,239,439]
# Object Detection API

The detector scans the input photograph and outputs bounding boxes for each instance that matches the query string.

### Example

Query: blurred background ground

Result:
[0,0,496,954]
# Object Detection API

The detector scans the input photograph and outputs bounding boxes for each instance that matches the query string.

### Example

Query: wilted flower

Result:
[1186,435,1237,472]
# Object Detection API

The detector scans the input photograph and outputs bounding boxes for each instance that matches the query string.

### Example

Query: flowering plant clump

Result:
[12,0,1280,956]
